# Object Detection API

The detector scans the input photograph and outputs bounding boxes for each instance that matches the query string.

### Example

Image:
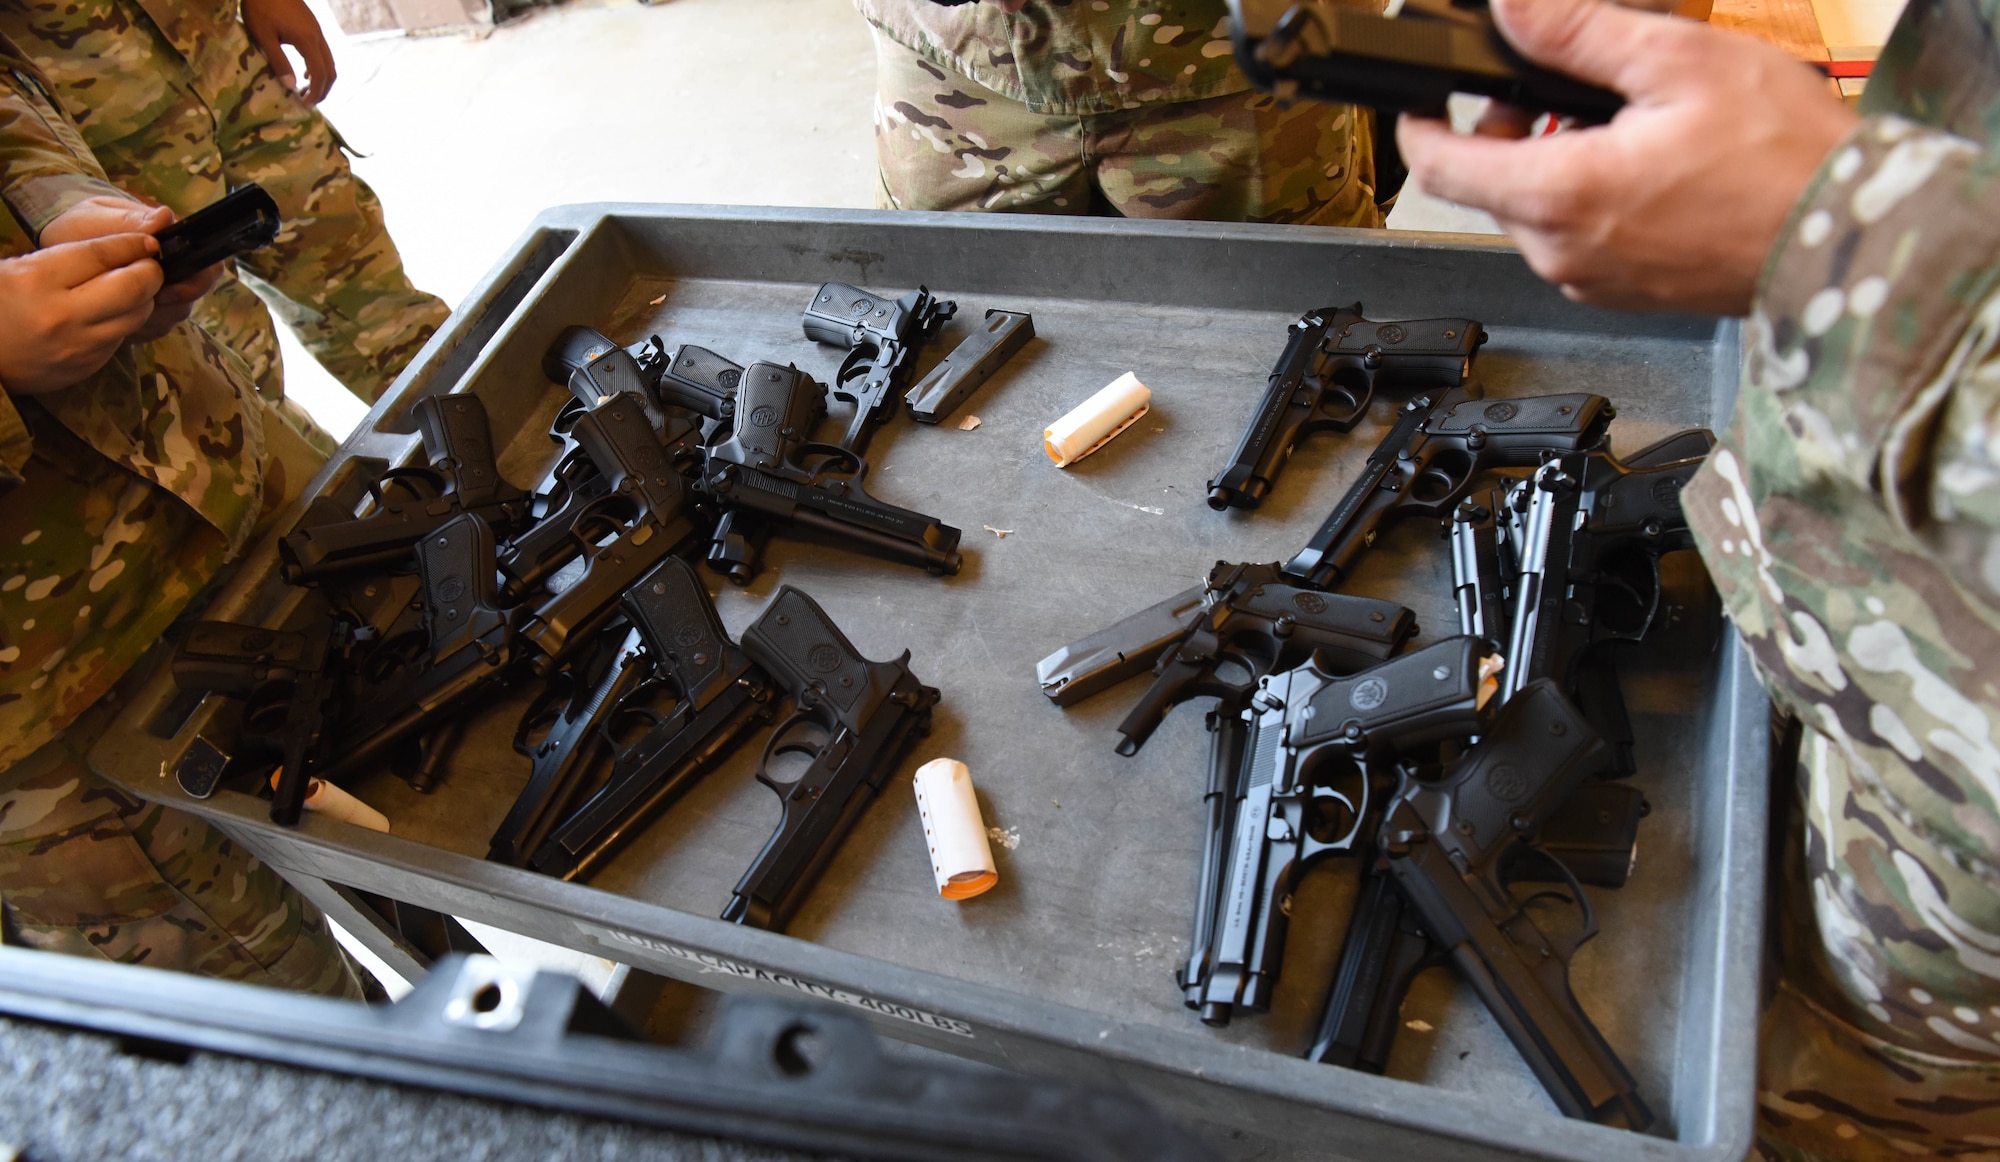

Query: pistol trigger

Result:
[1514,846,1602,953]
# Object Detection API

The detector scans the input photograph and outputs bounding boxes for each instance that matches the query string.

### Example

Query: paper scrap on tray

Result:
[1045,372,1150,468]
[987,825,1022,851]
[983,524,1012,538]
[1406,1019,1435,1033]
[958,415,982,431]
[648,294,666,306]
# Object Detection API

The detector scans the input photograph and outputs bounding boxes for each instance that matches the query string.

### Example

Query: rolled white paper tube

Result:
[912,758,997,900]
[304,778,390,833]
[1044,371,1151,468]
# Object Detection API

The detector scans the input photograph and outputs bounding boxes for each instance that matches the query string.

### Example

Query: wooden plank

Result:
[1710,0,1833,59]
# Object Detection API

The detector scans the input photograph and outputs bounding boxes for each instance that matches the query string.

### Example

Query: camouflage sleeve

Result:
[0,61,99,481]
[0,63,128,239]
[1752,115,2000,599]
[0,389,30,484]
[1675,107,2000,1158]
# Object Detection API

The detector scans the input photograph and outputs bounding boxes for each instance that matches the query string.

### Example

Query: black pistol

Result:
[1034,562,1414,724]
[801,281,957,452]
[723,586,939,931]
[531,557,776,881]
[1308,776,1649,1072]
[1500,429,1713,774]
[1229,0,1625,124]
[1111,561,1419,756]
[154,183,281,284]
[700,361,963,585]
[515,393,704,667]
[320,511,522,785]
[1282,387,1615,590]
[1182,636,1497,1025]
[171,618,352,826]
[278,393,532,583]
[1208,304,1483,510]
[488,627,650,867]
[1376,679,1654,1129]
[545,326,740,425]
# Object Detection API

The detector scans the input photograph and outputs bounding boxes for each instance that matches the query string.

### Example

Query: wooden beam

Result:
[1710,0,1833,60]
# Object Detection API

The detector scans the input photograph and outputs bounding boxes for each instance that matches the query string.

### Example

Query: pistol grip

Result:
[622,557,734,703]
[658,344,743,420]
[740,587,879,726]
[416,512,507,658]
[543,325,621,383]
[802,282,886,347]
[412,393,508,508]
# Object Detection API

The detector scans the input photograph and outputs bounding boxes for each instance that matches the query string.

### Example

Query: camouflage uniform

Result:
[0,42,365,999]
[856,0,1386,226]
[1678,0,2000,1154]
[0,0,450,448]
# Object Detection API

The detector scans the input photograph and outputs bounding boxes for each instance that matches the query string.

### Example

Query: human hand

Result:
[1396,0,1858,315]
[41,195,223,341]
[242,0,338,105]
[0,233,166,395]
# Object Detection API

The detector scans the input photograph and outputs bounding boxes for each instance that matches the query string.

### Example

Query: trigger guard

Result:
[1182,669,1253,705]
[370,466,445,509]
[754,709,828,791]
[794,441,866,485]
[832,347,873,396]
[1317,388,1365,423]
[512,686,569,756]
[1516,849,1600,956]
[566,497,637,559]
[1303,781,1370,854]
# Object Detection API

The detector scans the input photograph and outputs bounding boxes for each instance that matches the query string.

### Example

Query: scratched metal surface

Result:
[88,208,1764,1162]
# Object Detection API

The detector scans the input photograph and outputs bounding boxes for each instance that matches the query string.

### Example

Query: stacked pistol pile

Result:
[1036,303,1715,1131]
[168,280,1028,933]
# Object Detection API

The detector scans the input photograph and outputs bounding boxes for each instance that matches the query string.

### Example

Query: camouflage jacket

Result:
[0,0,248,150]
[1680,0,2000,1070]
[0,34,267,772]
[854,0,1250,114]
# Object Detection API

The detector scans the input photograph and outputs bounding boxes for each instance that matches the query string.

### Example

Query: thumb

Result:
[1489,0,1684,97]
[36,232,161,290]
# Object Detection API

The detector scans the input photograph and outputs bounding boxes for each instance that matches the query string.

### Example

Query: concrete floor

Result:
[282,0,1497,435]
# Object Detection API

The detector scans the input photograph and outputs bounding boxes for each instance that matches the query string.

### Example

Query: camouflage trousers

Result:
[870,27,1384,226]
[10,0,449,444]
[1754,726,2000,1161]
[0,734,367,1000]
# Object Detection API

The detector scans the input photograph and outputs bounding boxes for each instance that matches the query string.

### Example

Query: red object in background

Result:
[1815,60,1875,79]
